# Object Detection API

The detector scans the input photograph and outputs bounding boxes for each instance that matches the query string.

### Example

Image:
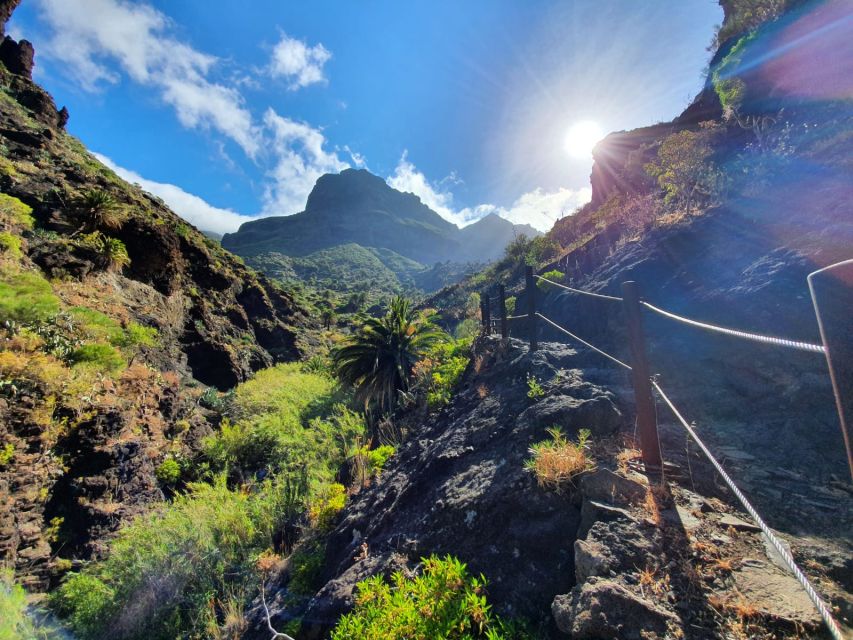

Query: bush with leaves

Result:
[412,336,471,409]
[0,266,61,324]
[53,475,307,640]
[330,555,528,639]
[1,569,61,639]
[537,269,564,293]
[202,364,363,485]
[0,193,34,230]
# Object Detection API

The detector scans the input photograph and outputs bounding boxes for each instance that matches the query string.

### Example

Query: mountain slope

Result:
[0,17,315,591]
[222,169,542,294]
[223,169,462,265]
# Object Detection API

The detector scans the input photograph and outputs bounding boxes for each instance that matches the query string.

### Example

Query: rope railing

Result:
[477,265,852,638]
[641,301,825,354]
[535,313,632,371]
[651,380,846,640]
[534,274,623,302]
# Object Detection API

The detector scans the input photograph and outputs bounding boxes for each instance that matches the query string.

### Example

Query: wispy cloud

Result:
[387,152,590,231]
[94,152,253,235]
[33,0,261,156]
[261,109,348,216]
[268,33,331,90]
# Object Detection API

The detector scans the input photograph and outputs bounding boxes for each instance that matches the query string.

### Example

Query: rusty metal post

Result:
[621,281,662,469]
[482,291,491,336]
[808,259,853,482]
[498,284,508,339]
[526,266,537,351]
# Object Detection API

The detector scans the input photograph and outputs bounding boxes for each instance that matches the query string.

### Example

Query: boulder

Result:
[552,577,678,639]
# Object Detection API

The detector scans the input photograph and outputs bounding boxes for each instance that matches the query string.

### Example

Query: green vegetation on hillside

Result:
[330,555,529,639]
[55,361,362,640]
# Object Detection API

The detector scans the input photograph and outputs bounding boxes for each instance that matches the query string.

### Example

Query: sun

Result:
[564,120,604,159]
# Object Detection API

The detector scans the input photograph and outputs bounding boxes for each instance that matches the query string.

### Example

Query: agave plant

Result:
[333,296,441,411]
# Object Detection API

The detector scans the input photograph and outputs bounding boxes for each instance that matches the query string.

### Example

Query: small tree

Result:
[333,296,441,412]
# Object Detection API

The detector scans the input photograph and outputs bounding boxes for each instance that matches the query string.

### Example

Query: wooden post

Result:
[808,260,853,482]
[621,281,662,470]
[479,295,486,334]
[498,284,508,339]
[526,266,538,351]
[482,292,491,336]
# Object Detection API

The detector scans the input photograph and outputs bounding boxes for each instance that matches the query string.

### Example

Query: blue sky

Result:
[10,0,722,233]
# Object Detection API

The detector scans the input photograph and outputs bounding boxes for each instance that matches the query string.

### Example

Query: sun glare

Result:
[564,120,604,159]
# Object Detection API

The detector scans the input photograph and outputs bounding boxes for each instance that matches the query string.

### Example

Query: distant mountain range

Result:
[221,169,540,295]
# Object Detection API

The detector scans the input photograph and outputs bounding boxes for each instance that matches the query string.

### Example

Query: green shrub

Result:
[504,296,516,316]
[288,538,327,595]
[0,266,60,323]
[0,231,22,257]
[116,321,158,348]
[418,337,471,408]
[0,442,14,467]
[0,193,34,229]
[308,482,346,530]
[69,343,126,373]
[204,365,360,484]
[155,457,181,485]
[537,269,564,293]
[1,568,62,639]
[330,555,526,639]
[54,476,306,640]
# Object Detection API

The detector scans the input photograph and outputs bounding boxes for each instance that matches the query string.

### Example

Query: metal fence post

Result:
[621,281,662,469]
[808,259,853,482]
[498,284,508,339]
[526,266,538,351]
[482,291,491,336]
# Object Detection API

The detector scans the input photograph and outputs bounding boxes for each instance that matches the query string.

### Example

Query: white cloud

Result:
[261,109,348,216]
[94,152,253,235]
[34,0,261,157]
[269,33,331,90]
[387,152,591,232]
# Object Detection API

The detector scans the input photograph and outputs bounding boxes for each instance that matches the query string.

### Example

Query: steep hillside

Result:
[249,338,845,639]
[223,169,462,264]
[0,16,314,591]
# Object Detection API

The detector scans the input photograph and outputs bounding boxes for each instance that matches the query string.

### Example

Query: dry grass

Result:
[617,446,642,474]
[524,428,592,492]
[637,565,671,600]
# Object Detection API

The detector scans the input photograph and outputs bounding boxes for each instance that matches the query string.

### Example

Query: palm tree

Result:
[333,296,441,411]
[72,189,127,235]
[97,235,131,271]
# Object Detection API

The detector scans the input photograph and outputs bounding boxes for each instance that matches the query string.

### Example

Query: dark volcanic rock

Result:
[0,35,33,78]
[552,577,679,639]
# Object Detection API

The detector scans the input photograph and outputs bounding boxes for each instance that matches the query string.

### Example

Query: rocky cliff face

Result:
[0,15,314,590]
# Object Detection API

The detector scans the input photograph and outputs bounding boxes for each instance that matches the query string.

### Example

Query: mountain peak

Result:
[305,168,417,213]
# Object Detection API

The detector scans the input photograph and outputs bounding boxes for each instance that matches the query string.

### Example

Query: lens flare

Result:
[564,120,604,159]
